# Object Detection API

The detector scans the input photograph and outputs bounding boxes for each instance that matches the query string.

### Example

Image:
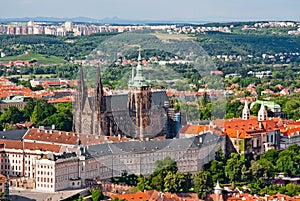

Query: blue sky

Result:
[0,0,299,21]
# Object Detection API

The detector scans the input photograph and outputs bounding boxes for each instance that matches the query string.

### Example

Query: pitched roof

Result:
[0,129,27,140]
[23,128,131,146]
[227,193,300,201]
[0,139,61,153]
[24,128,79,145]
[111,190,189,201]
[212,117,279,139]
[87,131,223,158]
[180,125,210,135]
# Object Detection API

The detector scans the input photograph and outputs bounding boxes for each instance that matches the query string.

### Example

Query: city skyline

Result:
[0,0,299,22]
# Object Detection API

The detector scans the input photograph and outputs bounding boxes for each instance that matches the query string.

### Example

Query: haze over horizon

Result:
[1,0,299,22]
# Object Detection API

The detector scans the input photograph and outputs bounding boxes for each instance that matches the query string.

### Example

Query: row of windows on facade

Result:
[1,170,21,175]
[55,181,80,188]
[111,150,202,159]
[115,154,201,164]
[1,159,23,164]
[1,154,22,157]
[1,165,22,171]
[1,158,33,164]
[37,165,53,169]
[37,171,53,176]
[56,175,78,182]
[36,183,53,189]
[37,177,53,183]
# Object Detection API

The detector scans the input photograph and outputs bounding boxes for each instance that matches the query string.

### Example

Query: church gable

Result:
[83,97,93,114]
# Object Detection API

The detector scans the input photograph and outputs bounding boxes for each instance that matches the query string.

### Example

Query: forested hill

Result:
[195,32,300,56]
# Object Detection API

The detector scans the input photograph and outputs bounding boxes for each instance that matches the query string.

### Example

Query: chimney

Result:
[199,136,203,143]
[51,124,55,130]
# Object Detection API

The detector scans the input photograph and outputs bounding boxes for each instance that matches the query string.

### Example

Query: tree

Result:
[260,149,278,165]
[147,157,180,192]
[256,158,275,179]
[193,170,213,199]
[209,160,226,183]
[250,104,260,116]
[276,150,298,176]
[155,156,177,170]
[215,147,225,163]
[284,183,300,197]
[149,174,164,192]
[22,98,36,121]
[91,189,103,201]
[287,144,300,154]
[30,99,56,124]
[225,153,243,182]
[0,106,23,125]
[164,172,185,193]
[249,160,264,180]
[137,175,150,191]
[226,101,243,119]
[41,112,72,131]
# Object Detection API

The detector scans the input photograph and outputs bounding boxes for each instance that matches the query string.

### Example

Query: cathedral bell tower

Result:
[128,48,152,139]
[94,64,107,135]
[73,64,88,134]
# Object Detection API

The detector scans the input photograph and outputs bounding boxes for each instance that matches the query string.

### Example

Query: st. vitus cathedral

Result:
[73,50,180,139]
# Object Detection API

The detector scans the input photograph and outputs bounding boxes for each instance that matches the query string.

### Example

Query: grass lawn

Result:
[0,54,65,65]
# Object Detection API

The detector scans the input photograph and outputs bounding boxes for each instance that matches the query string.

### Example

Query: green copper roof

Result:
[129,48,150,88]
[250,100,281,109]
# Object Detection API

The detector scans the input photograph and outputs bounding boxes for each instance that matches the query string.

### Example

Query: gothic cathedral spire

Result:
[73,63,88,134]
[93,64,107,135]
[95,64,106,115]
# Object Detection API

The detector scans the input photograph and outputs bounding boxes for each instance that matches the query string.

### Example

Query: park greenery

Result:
[0,99,73,131]
[110,146,300,199]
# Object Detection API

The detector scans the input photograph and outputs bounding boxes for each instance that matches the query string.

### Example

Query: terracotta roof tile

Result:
[24,128,131,146]
[0,139,61,153]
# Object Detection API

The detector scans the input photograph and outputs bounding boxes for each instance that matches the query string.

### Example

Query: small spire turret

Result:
[258,101,267,121]
[242,100,250,120]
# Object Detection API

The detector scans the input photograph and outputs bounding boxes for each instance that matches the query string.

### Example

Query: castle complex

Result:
[73,49,180,139]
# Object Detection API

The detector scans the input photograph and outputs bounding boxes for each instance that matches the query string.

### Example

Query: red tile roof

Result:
[24,128,131,146]
[227,193,300,201]
[212,116,279,139]
[180,125,210,135]
[0,139,61,153]
[111,190,197,201]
